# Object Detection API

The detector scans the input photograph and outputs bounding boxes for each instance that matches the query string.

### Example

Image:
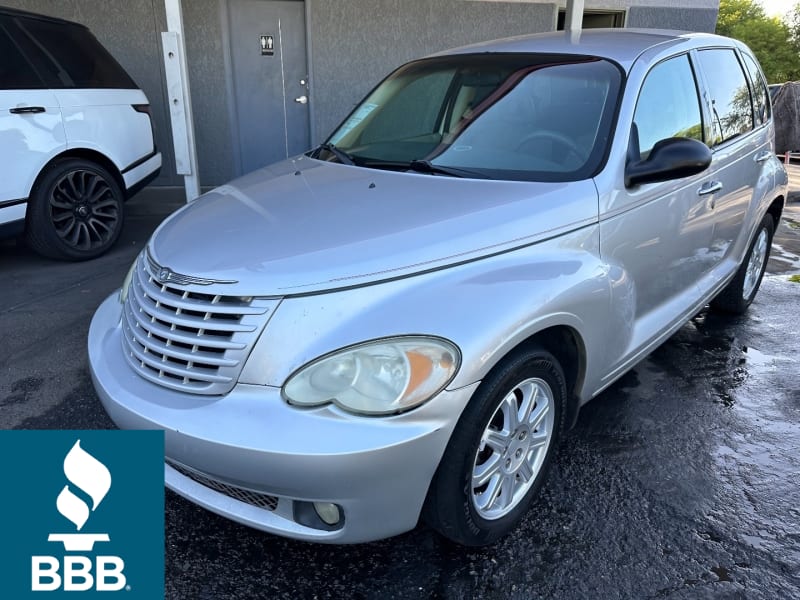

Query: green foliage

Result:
[716,0,767,36]
[716,0,800,83]
[789,3,800,45]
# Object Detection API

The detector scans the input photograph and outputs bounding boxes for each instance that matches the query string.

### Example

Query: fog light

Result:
[313,502,341,526]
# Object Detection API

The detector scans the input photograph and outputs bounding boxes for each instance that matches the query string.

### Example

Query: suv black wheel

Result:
[26,158,124,261]
[423,347,566,546]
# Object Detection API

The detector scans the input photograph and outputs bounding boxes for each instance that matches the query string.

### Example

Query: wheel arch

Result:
[478,324,587,430]
[766,195,784,228]
[28,149,127,211]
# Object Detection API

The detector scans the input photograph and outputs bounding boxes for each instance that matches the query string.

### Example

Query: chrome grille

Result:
[167,460,278,511]
[121,252,276,395]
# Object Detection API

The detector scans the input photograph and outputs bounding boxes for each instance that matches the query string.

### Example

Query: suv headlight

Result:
[118,259,137,304]
[283,337,460,416]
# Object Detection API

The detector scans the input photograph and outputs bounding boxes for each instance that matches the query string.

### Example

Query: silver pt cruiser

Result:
[89,29,787,545]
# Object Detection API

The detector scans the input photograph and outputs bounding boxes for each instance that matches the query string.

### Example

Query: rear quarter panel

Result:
[56,89,154,173]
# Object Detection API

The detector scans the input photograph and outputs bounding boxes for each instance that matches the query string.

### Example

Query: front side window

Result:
[633,54,703,159]
[324,53,623,182]
[695,49,753,146]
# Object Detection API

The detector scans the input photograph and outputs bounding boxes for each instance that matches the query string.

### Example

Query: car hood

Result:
[147,156,599,296]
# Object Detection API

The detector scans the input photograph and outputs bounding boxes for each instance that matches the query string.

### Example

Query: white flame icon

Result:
[56,440,111,530]
[48,440,112,551]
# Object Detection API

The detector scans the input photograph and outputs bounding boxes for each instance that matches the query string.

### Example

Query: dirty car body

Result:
[88,30,787,545]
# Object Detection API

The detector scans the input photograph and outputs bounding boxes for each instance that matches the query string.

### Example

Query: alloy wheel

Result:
[743,227,768,300]
[471,377,554,520]
[49,169,119,251]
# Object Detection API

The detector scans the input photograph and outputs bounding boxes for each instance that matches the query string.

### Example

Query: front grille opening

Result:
[204,329,233,338]
[214,312,242,321]
[161,370,184,382]
[161,286,185,299]
[168,460,279,512]
[121,254,274,395]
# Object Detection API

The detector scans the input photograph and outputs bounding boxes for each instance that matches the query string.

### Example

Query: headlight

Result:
[118,258,137,304]
[283,337,460,415]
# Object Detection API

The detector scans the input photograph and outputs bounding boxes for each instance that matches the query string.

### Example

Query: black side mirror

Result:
[625,137,712,187]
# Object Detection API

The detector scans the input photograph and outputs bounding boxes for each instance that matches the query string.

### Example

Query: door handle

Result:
[294,95,308,105]
[697,181,723,196]
[10,106,45,114]
[754,150,772,163]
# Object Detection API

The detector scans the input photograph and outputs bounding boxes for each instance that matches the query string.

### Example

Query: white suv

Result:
[0,7,161,260]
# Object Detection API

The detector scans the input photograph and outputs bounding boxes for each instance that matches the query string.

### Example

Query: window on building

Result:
[557,10,625,30]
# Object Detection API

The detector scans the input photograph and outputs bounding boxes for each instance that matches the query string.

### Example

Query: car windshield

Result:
[319,53,622,182]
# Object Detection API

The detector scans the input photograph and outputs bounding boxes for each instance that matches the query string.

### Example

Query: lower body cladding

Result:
[88,293,478,543]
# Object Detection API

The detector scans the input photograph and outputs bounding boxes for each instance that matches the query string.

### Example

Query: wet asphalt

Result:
[1,190,799,599]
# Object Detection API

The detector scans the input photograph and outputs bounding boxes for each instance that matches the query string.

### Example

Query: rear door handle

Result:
[10,106,45,114]
[754,150,772,163]
[698,181,723,196]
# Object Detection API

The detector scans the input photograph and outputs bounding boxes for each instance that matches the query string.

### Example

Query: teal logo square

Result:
[0,430,164,598]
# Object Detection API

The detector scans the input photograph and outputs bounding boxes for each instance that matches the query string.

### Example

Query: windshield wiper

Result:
[316,143,355,166]
[407,159,491,180]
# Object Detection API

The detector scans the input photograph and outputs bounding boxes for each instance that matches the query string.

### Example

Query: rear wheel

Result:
[25,158,124,260]
[424,347,566,546]
[710,214,774,315]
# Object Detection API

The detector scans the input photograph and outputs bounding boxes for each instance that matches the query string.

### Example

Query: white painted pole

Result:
[565,0,584,33]
[163,0,200,202]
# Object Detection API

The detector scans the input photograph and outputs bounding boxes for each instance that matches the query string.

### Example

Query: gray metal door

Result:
[228,0,310,175]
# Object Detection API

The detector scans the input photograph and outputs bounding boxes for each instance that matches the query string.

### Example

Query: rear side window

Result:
[8,17,136,89]
[633,54,704,159]
[695,49,753,145]
[0,19,42,89]
[742,53,771,126]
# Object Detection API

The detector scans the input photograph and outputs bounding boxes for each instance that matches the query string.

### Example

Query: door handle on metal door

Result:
[294,96,308,104]
[10,106,45,114]
[697,181,723,196]
[754,150,772,162]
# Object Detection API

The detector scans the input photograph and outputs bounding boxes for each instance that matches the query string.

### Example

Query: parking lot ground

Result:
[1,187,799,599]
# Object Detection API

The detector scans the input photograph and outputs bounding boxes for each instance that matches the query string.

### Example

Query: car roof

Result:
[432,28,739,71]
[0,5,86,29]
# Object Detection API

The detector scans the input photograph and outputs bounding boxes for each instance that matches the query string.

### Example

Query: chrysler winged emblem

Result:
[146,249,237,286]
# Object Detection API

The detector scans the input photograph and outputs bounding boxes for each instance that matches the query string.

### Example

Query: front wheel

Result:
[423,347,566,546]
[710,214,774,315]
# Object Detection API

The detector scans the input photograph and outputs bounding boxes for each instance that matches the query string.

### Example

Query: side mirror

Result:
[625,137,712,187]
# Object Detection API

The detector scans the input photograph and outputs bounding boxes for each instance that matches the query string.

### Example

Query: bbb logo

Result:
[0,430,164,599]
[32,440,127,592]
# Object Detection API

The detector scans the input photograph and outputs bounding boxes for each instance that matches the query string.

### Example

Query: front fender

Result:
[239,225,617,404]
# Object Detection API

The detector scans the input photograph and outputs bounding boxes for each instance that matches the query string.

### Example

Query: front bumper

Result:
[88,293,477,543]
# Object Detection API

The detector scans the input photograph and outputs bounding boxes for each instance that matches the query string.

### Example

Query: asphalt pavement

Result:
[1,187,799,599]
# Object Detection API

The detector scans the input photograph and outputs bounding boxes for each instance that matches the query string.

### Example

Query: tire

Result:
[710,214,774,315]
[25,158,124,261]
[423,347,567,546]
